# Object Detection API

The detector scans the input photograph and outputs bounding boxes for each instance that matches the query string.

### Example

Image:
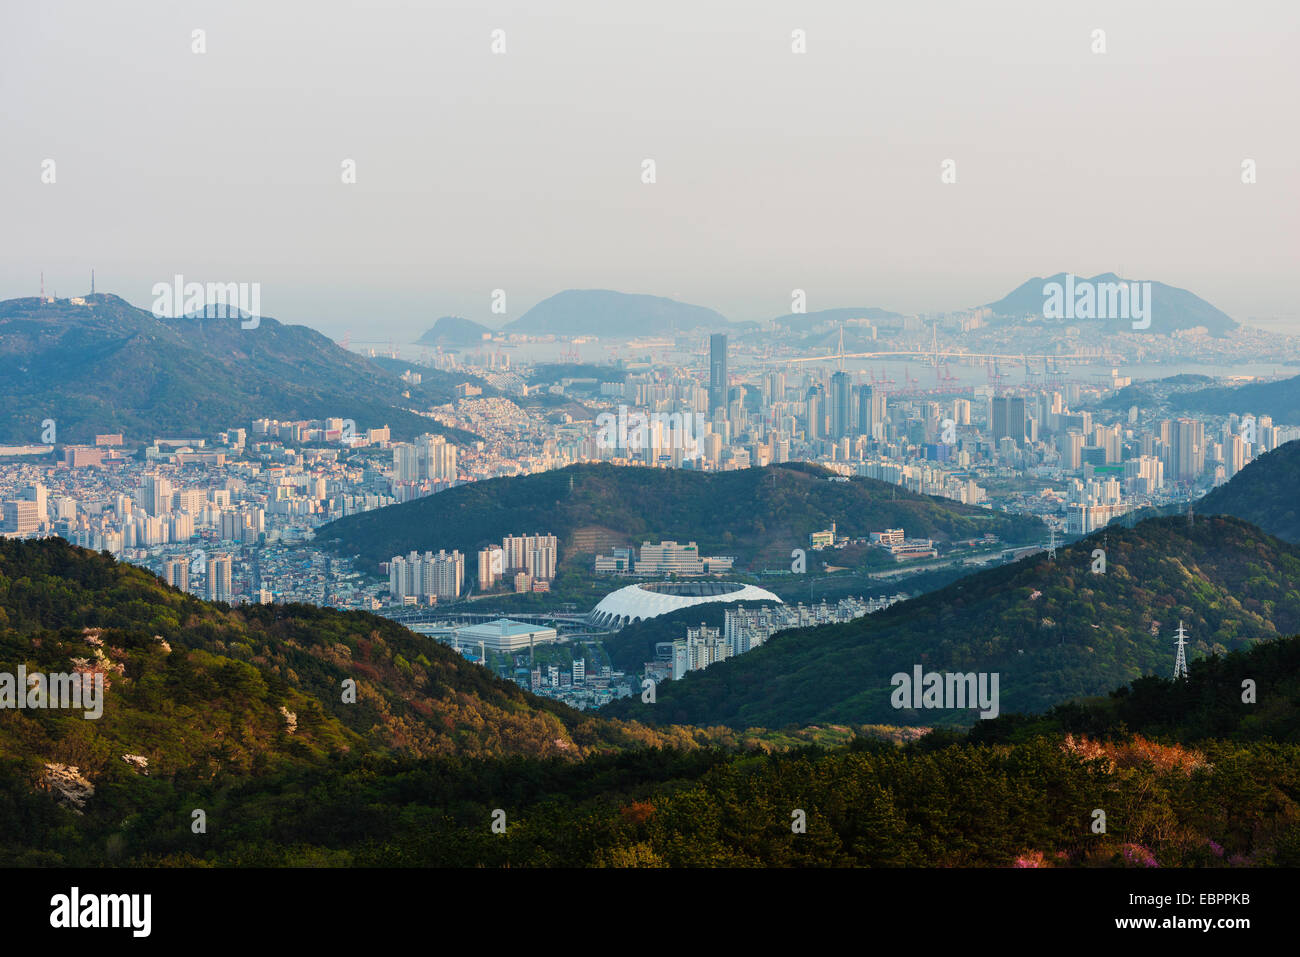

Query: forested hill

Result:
[317,461,1045,571]
[604,515,1300,729]
[0,536,709,788]
[972,632,1300,746]
[1196,439,1300,542]
[6,538,1300,867]
[0,293,469,444]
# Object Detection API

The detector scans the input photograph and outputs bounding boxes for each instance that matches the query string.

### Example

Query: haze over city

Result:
[4,0,1298,340]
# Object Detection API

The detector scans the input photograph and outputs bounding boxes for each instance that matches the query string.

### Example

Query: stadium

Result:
[588,581,783,629]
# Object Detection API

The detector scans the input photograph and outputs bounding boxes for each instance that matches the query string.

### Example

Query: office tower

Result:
[206,554,233,602]
[806,385,824,440]
[22,484,48,521]
[572,658,585,685]
[1,500,40,536]
[163,556,189,592]
[1171,418,1204,482]
[830,372,852,440]
[709,333,728,416]
[953,398,971,426]
[991,396,1026,443]
[765,370,786,406]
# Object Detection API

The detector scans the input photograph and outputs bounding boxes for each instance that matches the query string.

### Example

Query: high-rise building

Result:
[477,546,504,591]
[1171,418,1205,483]
[22,484,48,521]
[163,556,189,592]
[806,385,824,441]
[206,554,233,603]
[991,396,1026,443]
[830,372,852,440]
[708,333,728,416]
[393,433,457,483]
[140,475,173,517]
[173,488,206,514]
[1,500,40,536]
[390,549,464,601]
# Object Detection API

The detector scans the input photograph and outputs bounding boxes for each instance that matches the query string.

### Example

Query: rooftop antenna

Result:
[1173,621,1189,679]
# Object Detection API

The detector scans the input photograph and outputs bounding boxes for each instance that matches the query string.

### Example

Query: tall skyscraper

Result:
[991,396,1026,443]
[708,333,728,416]
[806,385,824,441]
[830,372,852,440]
[1172,418,1204,482]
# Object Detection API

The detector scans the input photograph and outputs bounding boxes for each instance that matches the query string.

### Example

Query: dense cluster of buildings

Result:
[594,540,734,576]
[475,532,558,593]
[644,595,905,684]
[388,549,465,603]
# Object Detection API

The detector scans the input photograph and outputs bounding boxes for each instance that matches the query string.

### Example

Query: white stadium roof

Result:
[589,581,783,628]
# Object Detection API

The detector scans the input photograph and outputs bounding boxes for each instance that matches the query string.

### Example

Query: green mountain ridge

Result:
[0,294,471,444]
[1195,439,1300,542]
[315,461,1045,574]
[5,535,1300,867]
[603,515,1300,729]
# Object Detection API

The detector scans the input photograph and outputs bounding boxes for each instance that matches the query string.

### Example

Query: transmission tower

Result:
[1173,620,1189,680]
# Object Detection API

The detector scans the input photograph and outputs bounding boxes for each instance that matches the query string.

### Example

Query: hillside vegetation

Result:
[0,294,469,444]
[604,516,1300,729]
[317,462,1044,572]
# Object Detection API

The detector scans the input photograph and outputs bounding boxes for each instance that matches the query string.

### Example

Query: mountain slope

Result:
[604,516,1300,729]
[315,462,1045,572]
[1171,374,1300,427]
[5,539,1300,868]
[0,294,467,443]
[983,272,1237,335]
[0,537,704,786]
[1197,439,1300,542]
[503,289,727,337]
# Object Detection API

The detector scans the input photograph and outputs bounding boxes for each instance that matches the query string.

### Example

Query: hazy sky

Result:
[3,0,1297,340]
